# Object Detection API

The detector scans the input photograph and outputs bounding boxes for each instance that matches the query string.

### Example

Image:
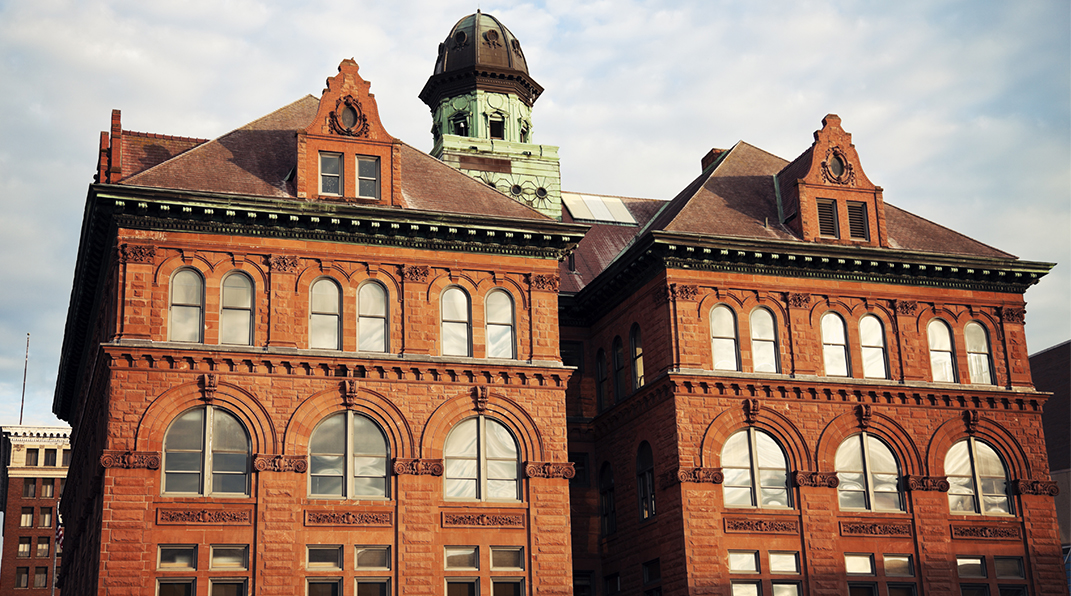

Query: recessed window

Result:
[356,546,390,569]
[24,449,38,466]
[750,308,780,373]
[772,584,801,596]
[994,557,1024,579]
[210,580,246,596]
[40,479,54,498]
[636,442,656,520]
[722,428,791,508]
[14,567,28,589]
[847,201,869,240]
[19,508,32,527]
[220,273,254,345]
[770,552,800,574]
[821,312,850,376]
[356,579,390,596]
[442,287,472,357]
[817,199,839,238]
[308,579,341,596]
[884,554,914,577]
[642,558,661,595]
[486,290,516,358]
[452,117,469,137]
[163,406,250,496]
[22,478,35,498]
[729,551,759,573]
[445,546,478,570]
[309,411,390,498]
[600,463,616,535]
[569,452,590,487]
[170,269,204,343]
[595,349,608,411]
[310,278,342,350]
[493,579,524,596]
[159,545,197,570]
[860,315,888,379]
[62,449,71,466]
[836,433,903,511]
[358,282,388,352]
[965,322,994,384]
[33,568,47,589]
[38,507,52,528]
[957,556,986,578]
[35,538,49,558]
[612,336,626,401]
[945,438,1011,515]
[320,152,342,195]
[845,553,874,575]
[927,319,956,382]
[630,324,645,389]
[308,545,343,570]
[491,547,524,570]
[447,580,477,596]
[357,156,380,199]
[17,538,30,558]
[730,582,760,596]
[211,545,248,570]
[444,417,519,500]
[44,449,57,466]
[711,305,740,371]
[489,119,505,140]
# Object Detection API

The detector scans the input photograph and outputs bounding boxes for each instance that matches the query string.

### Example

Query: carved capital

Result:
[524,461,576,479]
[904,475,950,492]
[893,300,917,315]
[392,458,444,476]
[670,284,699,301]
[252,454,308,473]
[1011,479,1060,496]
[675,467,724,485]
[100,450,160,470]
[787,292,811,308]
[529,274,560,292]
[268,254,300,273]
[793,471,840,488]
[118,243,156,264]
[401,265,430,282]
[1000,307,1026,325]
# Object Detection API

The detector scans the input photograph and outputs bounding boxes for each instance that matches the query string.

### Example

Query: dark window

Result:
[43,450,57,466]
[847,201,869,240]
[636,442,656,520]
[62,449,71,466]
[22,478,35,498]
[14,567,27,589]
[595,349,608,411]
[452,117,469,137]
[630,324,645,390]
[642,559,662,596]
[817,199,839,237]
[489,119,505,140]
[612,336,625,402]
[159,580,195,596]
[560,341,584,373]
[568,452,589,487]
[604,574,621,596]
[573,572,593,596]
[600,463,616,535]
[25,449,38,467]
[308,580,341,596]
[33,567,46,588]
[17,538,29,558]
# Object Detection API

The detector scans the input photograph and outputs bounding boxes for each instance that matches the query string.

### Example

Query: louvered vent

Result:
[847,201,868,240]
[817,199,838,237]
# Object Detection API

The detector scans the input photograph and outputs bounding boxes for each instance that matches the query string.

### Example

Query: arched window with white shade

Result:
[170,269,204,343]
[859,315,888,379]
[721,428,790,508]
[163,407,250,496]
[835,433,903,511]
[946,438,1011,515]
[444,417,519,501]
[309,412,389,498]
[711,305,739,371]
[965,322,993,384]
[310,279,342,350]
[357,282,388,352]
[750,308,779,373]
[441,287,471,357]
[485,290,515,358]
[821,312,850,377]
[220,272,253,345]
[928,319,956,382]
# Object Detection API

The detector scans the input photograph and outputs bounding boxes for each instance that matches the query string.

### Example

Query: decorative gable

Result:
[297,59,402,205]
[777,114,888,247]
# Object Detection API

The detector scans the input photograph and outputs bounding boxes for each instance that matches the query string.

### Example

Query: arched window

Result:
[928,319,956,382]
[946,438,1011,515]
[835,434,903,511]
[220,273,253,345]
[444,417,519,501]
[821,313,850,376]
[309,412,389,498]
[599,463,616,535]
[486,290,515,359]
[721,428,790,508]
[310,279,341,350]
[711,305,739,371]
[859,315,888,379]
[441,287,471,357]
[170,269,204,343]
[163,407,250,496]
[612,337,626,402]
[965,322,993,384]
[595,349,608,412]
[630,324,645,390]
[357,282,388,352]
[750,308,779,373]
[636,442,655,520]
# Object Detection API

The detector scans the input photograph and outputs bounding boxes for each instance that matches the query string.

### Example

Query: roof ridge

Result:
[735,140,789,165]
[122,130,209,144]
[884,203,1017,259]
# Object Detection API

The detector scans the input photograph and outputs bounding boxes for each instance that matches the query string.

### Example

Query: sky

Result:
[0,0,1067,428]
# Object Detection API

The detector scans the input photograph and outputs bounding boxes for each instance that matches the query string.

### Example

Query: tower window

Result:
[452,117,469,137]
[847,201,869,240]
[817,199,839,238]
[489,118,505,140]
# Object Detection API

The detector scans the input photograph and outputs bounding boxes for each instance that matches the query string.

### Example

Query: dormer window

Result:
[357,156,380,199]
[489,118,505,140]
[320,153,342,195]
[847,201,869,240]
[817,199,839,238]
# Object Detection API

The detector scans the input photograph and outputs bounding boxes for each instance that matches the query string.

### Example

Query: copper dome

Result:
[420,10,543,108]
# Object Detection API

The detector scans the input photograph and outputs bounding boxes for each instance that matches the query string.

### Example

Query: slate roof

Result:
[121,131,207,179]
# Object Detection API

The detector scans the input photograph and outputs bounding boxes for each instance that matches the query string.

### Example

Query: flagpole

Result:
[19,333,29,424]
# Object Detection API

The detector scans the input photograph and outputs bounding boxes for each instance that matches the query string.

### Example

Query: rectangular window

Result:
[491,547,524,570]
[447,580,477,596]
[885,554,914,577]
[38,507,52,528]
[159,545,197,570]
[957,556,986,578]
[958,587,990,596]
[642,559,661,583]
[489,119,505,140]
[770,552,800,574]
[25,449,38,466]
[445,546,478,569]
[560,341,584,373]
[492,579,523,596]
[210,545,248,570]
[308,545,343,570]
[357,156,380,199]
[729,551,759,573]
[772,584,801,596]
[847,201,869,240]
[159,580,195,596]
[604,574,621,596]
[887,585,917,596]
[209,580,246,596]
[17,538,30,558]
[357,579,390,596]
[22,478,35,498]
[573,572,593,596]
[36,538,49,558]
[58,479,65,497]
[44,449,57,466]
[356,546,391,569]
[40,479,54,498]
[308,580,341,596]
[845,553,875,575]
[731,582,761,596]
[320,152,342,195]
[816,199,839,238]
[62,449,71,466]
[15,567,28,589]
[33,568,47,589]
[20,508,33,527]
[994,557,1024,579]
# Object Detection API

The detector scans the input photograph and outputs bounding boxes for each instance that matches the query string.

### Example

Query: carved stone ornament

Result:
[306,511,391,526]
[268,254,300,273]
[1011,479,1060,496]
[904,475,950,492]
[724,518,799,534]
[158,509,252,525]
[201,373,218,403]
[530,274,560,292]
[840,522,911,537]
[524,461,576,479]
[856,404,873,430]
[252,454,308,473]
[893,300,918,316]
[951,524,1021,540]
[821,146,856,186]
[676,467,724,485]
[793,471,840,488]
[100,450,160,470]
[343,379,359,408]
[329,95,370,137]
[670,284,699,301]
[1000,307,1026,325]
[788,292,811,308]
[744,398,761,424]
[473,385,489,412]
[401,265,430,282]
[443,513,525,528]
[964,410,981,435]
[392,458,444,476]
[118,243,156,264]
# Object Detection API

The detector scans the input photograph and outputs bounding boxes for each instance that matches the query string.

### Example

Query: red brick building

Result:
[52,11,1064,596]
[0,426,70,595]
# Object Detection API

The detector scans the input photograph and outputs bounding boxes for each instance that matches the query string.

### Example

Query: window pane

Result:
[445,419,478,456]
[311,454,344,476]
[487,479,518,499]
[442,321,469,356]
[862,346,887,378]
[321,153,340,175]
[839,489,866,509]
[493,581,522,596]
[712,306,736,337]
[168,410,204,450]
[173,270,203,304]
[488,460,518,480]
[311,281,340,313]
[845,554,874,574]
[442,288,469,321]
[160,582,194,596]
[722,431,751,467]
[723,467,753,487]
[311,475,343,496]
[352,415,387,455]
[358,178,377,197]
[220,310,251,345]
[445,478,477,498]
[885,555,913,576]
[353,456,386,476]
[357,581,388,596]
[945,442,972,475]
[311,414,345,454]
[487,291,513,324]
[755,433,786,469]
[486,420,518,459]
[211,582,244,596]
[770,552,799,574]
[968,354,992,384]
[823,345,848,376]
[448,581,477,596]
[928,320,952,350]
[728,551,758,572]
[213,452,248,473]
[931,351,955,382]
[731,584,760,596]
[445,547,478,569]
[713,337,739,371]
[822,313,846,343]
[222,275,252,308]
[213,410,249,453]
[358,157,377,179]
[866,436,898,473]
[488,324,514,358]
[751,310,775,340]
[165,472,201,493]
[359,283,386,315]
[356,546,390,568]
[309,581,340,596]
[974,442,1005,477]
[994,557,1024,579]
[171,305,202,342]
[308,546,342,568]
[760,488,789,507]
[965,322,988,352]
[772,585,800,596]
[212,473,247,494]
[310,314,340,349]
[359,316,387,351]
[211,547,247,569]
[753,340,777,372]
[160,546,196,569]
[836,437,864,471]
[492,547,524,569]
[957,556,986,577]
